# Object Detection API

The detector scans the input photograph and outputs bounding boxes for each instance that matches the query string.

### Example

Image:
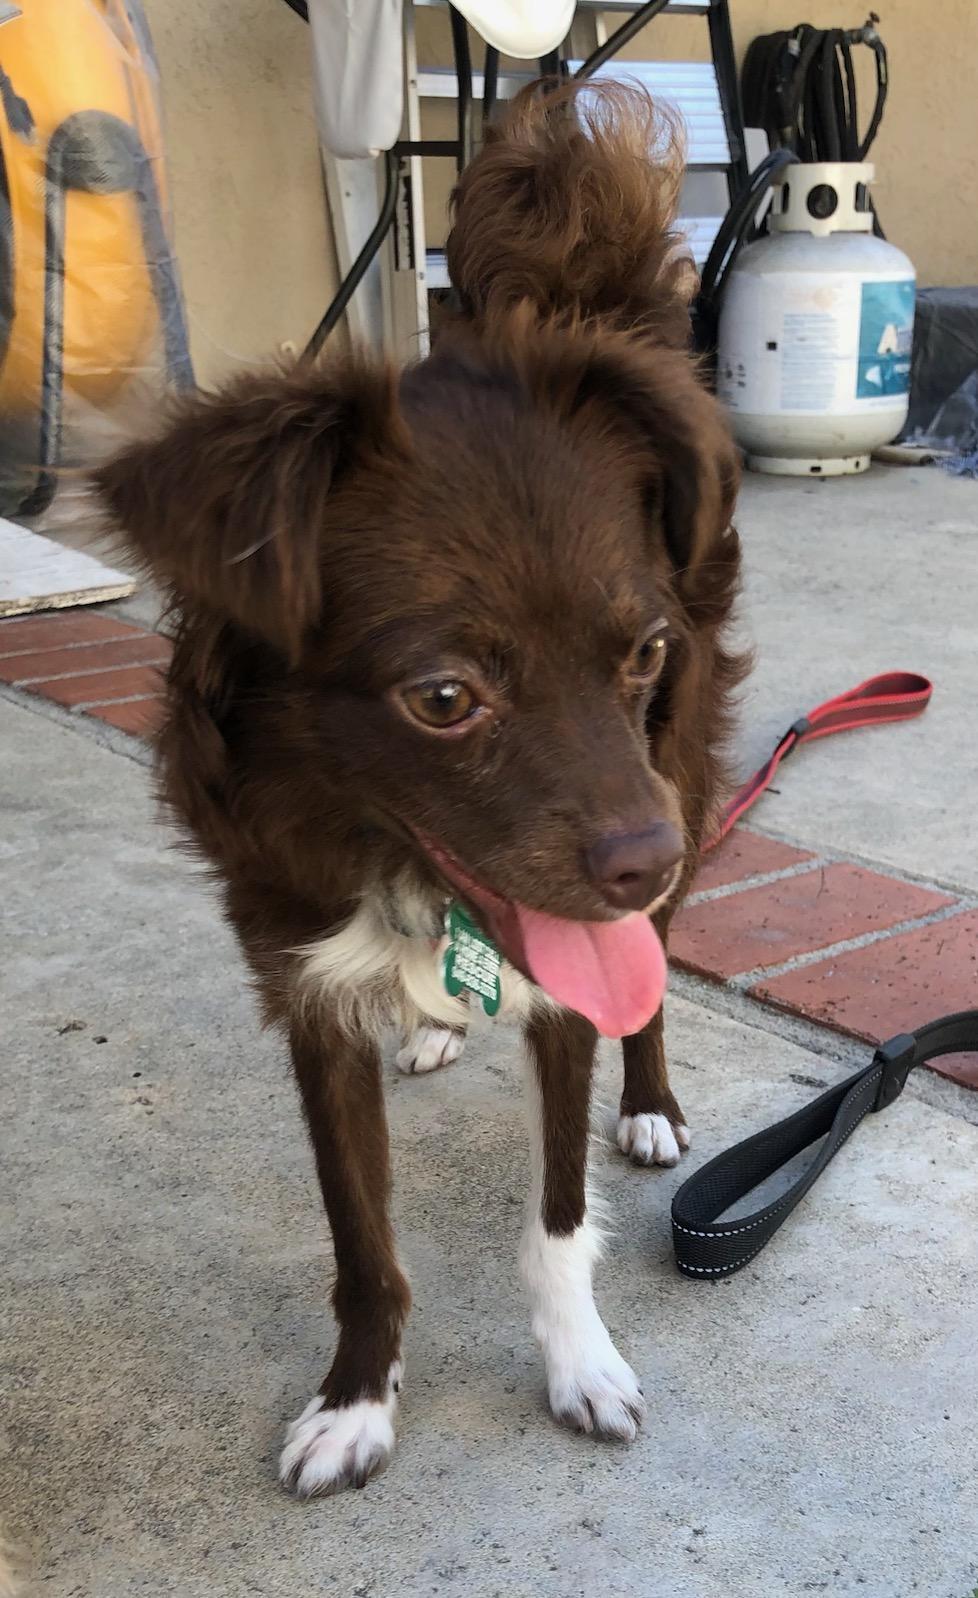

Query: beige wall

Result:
[143,0,338,386]
[614,0,978,289]
[148,1,976,383]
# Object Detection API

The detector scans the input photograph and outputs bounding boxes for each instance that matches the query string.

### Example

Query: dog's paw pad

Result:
[616,1111,690,1168]
[396,1026,465,1076]
[279,1370,400,1496]
[548,1345,646,1442]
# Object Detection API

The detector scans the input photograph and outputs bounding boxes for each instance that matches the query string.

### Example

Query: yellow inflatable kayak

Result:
[0,0,192,515]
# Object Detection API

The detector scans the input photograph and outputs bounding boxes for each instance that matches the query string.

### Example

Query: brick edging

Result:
[0,608,168,737]
[674,843,977,1089]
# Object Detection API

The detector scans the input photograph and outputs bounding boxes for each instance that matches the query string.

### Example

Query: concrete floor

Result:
[736,466,978,893]
[3,466,978,1597]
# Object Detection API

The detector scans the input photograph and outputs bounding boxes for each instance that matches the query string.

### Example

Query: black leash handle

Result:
[672,1010,978,1280]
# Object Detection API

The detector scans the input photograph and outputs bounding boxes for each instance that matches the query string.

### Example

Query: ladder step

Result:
[426,212,722,294]
[585,1,710,8]
[426,250,451,291]
[569,59,731,167]
[417,67,533,100]
[680,215,724,265]
[418,60,731,171]
[414,0,710,11]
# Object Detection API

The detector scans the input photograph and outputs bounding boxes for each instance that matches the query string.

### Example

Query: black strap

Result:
[672,1010,978,1280]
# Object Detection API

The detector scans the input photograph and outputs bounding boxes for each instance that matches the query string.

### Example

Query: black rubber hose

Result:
[697,146,799,311]
[785,27,822,156]
[840,33,859,159]
[858,31,888,158]
[741,30,787,149]
[741,18,888,234]
[817,31,842,163]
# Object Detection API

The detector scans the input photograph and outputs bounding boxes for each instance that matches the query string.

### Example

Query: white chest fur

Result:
[296,874,550,1039]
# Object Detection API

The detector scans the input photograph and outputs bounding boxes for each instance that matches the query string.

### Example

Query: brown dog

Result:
[95,81,744,1496]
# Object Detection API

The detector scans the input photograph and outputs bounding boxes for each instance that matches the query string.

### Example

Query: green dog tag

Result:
[442,902,502,1017]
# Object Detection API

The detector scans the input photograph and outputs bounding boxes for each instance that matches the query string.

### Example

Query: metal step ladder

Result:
[318,0,748,361]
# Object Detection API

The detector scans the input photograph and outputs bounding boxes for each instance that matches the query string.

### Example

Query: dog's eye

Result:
[628,629,668,684]
[402,679,481,730]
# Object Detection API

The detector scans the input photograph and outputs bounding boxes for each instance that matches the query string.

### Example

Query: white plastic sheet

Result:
[307,0,404,159]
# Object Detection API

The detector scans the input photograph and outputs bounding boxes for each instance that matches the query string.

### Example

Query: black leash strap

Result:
[672,1010,978,1280]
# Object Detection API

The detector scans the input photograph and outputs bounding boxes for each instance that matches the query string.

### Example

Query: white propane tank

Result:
[717,162,915,475]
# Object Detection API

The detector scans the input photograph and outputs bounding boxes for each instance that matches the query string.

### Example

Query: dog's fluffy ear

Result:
[536,328,741,623]
[625,351,741,625]
[94,359,402,659]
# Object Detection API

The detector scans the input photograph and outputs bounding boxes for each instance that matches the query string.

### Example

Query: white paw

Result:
[617,1112,690,1168]
[279,1365,400,1496]
[546,1324,646,1441]
[396,1025,465,1076]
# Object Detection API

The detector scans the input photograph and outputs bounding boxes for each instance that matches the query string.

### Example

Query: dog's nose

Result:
[585,823,685,912]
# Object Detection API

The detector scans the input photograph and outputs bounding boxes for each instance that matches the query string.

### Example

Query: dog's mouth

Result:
[416,835,667,1040]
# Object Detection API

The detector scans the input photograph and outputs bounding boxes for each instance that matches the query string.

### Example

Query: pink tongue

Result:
[514,904,667,1039]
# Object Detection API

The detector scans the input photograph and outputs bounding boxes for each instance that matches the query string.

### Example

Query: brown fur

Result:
[94,80,746,1490]
[447,81,694,342]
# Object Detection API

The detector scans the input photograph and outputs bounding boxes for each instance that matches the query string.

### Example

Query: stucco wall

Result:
[142,0,337,386]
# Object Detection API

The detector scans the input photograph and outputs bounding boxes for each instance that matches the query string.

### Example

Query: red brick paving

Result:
[1,609,974,1090]
[693,830,816,893]
[0,609,169,729]
[30,663,167,708]
[0,611,144,654]
[0,634,171,684]
[671,863,956,980]
[85,696,165,737]
[751,909,978,1086]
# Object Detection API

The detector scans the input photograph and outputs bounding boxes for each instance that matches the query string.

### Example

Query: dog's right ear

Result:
[94,359,403,660]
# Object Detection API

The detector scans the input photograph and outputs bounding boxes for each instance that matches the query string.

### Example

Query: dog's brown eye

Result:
[402,679,480,730]
[629,630,668,683]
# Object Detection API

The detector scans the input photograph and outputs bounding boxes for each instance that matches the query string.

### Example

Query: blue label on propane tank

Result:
[857,280,914,399]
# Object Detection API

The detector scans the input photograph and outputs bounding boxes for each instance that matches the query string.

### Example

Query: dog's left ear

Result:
[583,341,741,622]
[94,358,403,660]
[524,326,740,623]
[643,364,741,625]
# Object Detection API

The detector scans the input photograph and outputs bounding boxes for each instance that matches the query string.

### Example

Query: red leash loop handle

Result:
[707,672,933,851]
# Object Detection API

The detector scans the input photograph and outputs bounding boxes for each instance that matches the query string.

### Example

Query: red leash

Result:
[707,672,934,851]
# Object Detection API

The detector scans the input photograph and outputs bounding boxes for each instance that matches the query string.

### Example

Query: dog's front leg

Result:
[618,908,690,1167]
[279,1014,410,1497]
[618,1007,691,1168]
[520,1010,646,1440]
